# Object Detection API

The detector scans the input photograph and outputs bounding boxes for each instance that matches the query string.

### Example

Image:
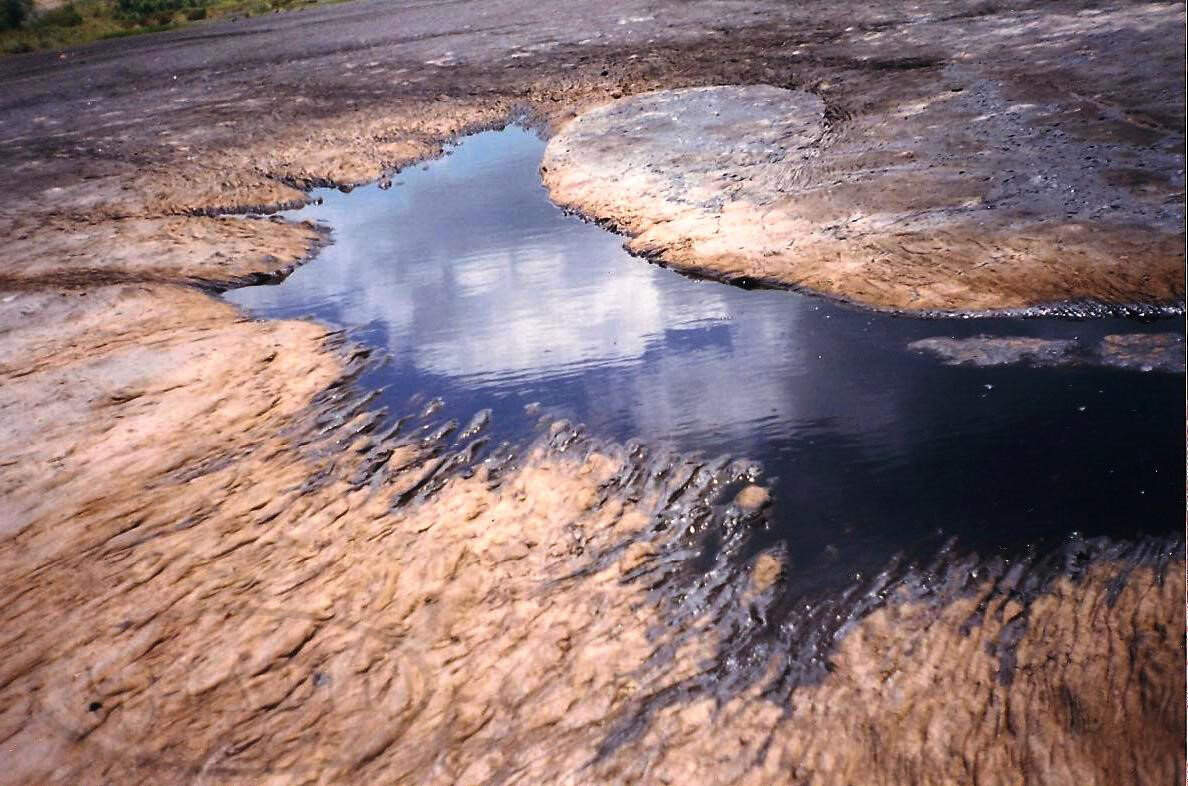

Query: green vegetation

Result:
[1,0,329,54]
[2,0,33,30]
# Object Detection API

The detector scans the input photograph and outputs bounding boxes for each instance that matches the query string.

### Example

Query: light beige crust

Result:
[543,82,1184,312]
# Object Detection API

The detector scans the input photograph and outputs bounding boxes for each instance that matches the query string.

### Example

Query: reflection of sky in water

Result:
[228,128,1183,566]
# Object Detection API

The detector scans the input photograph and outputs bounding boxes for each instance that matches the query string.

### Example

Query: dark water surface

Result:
[227,127,1184,578]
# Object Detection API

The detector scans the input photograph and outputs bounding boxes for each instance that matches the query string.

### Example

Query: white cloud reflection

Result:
[227,127,1184,555]
[228,129,922,453]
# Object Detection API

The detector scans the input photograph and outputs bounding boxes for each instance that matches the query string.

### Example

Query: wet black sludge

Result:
[227,127,1184,696]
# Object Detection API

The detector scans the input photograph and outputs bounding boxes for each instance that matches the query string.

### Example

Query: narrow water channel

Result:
[227,127,1184,584]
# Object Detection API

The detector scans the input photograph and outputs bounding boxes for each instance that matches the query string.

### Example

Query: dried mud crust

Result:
[543,78,1184,313]
[0,284,1182,785]
[0,0,1182,308]
[0,0,1184,783]
[908,332,1186,372]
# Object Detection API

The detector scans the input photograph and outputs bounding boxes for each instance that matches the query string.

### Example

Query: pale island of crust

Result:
[543,81,1183,314]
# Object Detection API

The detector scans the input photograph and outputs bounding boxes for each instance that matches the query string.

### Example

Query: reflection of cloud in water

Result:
[229,129,922,453]
[417,246,669,381]
[227,126,1184,553]
[233,128,825,446]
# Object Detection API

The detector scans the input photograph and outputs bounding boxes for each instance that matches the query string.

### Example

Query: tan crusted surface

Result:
[0,286,1181,784]
[1,1,1182,309]
[0,287,1180,780]
[0,0,1183,782]
[543,73,1184,312]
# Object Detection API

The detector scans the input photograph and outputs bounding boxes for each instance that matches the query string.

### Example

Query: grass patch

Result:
[97,19,175,37]
[0,0,332,55]
[34,3,83,25]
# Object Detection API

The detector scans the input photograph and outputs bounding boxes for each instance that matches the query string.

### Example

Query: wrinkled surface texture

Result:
[0,0,1183,784]
[908,332,1186,371]
[544,59,1184,312]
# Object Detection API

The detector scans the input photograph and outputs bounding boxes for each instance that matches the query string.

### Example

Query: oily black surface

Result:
[229,128,1185,586]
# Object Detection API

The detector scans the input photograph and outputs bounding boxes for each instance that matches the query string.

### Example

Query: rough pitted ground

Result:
[0,0,1183,783]
[907,332,1186,371]
[543,70,1184,312]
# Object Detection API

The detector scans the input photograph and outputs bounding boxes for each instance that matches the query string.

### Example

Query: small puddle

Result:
[227,127,1183,584]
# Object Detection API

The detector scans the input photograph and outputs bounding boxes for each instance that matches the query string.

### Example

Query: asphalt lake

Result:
[227,127,1184,585]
